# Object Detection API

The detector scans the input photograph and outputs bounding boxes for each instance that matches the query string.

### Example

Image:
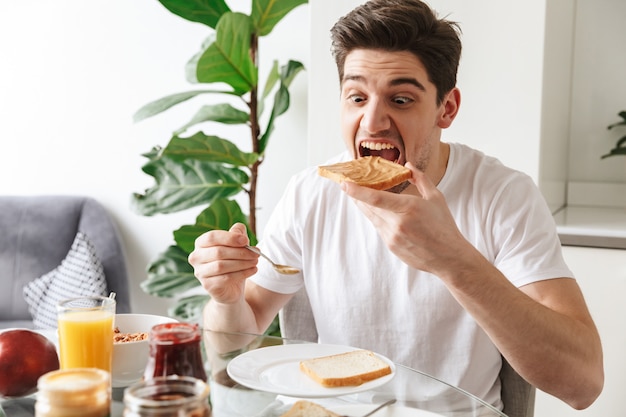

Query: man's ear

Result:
[438,87,461,129]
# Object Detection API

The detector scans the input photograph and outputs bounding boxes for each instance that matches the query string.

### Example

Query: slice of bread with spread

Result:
[318,156,411,191]
[299,349,392,387]
[280,400,341,417]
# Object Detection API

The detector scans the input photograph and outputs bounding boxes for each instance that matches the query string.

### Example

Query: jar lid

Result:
[37,368,110,406]
[149,322,200,345]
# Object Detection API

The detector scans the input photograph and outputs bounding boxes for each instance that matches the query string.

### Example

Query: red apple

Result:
[0,329,59,397]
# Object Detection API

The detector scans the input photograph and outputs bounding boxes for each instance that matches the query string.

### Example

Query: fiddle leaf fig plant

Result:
[132,0,306,328]
[602,110,626,159]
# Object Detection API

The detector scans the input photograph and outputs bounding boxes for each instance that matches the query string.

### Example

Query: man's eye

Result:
[393,96,412,105]
[349,94,365,103]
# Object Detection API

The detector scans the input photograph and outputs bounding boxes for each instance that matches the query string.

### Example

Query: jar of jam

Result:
[35,368,110,417]
[123,375,210,417]
[143,322,207,382]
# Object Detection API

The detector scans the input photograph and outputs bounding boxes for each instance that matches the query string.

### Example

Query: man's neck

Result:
[431,142,450,186]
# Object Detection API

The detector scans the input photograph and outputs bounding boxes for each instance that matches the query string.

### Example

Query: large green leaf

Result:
[134,90,239,123]
[601,136,626,159]
[251,0,308,36]
[258,60,280,117]
[259,60,305,153]
[266,316,281,337]
[141,245,198,297]
[196,13,257,94]
[174,199,255,253]
[259,84,288,154]
[607,111,626,130]
[132,156,249,215]
[156,0,230,28]
[601,148,626,158]
[280,59,306,88]
[163,132,259,166]
[140,145,162,161]
[174,103,250,136]
[262,61,281,101]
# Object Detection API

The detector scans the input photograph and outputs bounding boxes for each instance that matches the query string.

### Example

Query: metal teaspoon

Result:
[245,245,300,275]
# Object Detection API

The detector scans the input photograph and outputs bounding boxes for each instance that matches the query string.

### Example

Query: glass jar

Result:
[35,368,110,417]
[123,375,211,417]
[143,322,207,382]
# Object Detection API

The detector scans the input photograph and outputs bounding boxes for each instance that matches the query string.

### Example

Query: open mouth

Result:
[359,141,401,164]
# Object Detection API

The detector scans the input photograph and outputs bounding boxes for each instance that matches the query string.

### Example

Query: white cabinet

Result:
[534,246,626,416]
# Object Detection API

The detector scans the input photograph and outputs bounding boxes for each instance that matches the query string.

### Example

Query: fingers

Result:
[194,222,250,249]
[341,181,394,209]
[341,162,437,209]
[194,258,258,285]
[189,239,258,275]
[188,222,257,281]
[194,264,257,305]
[187,223,259,304]
[405,162,435,199]
[229,222,249,239]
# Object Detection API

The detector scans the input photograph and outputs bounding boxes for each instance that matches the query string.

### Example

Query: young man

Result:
[188,0,603,411]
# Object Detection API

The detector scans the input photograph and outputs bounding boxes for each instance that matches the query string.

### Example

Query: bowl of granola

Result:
[112,313,178,388]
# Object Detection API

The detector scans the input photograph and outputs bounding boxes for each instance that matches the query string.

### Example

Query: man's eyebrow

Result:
[389,77,426,92]
[342,74,364,84]
[342,74,426,92]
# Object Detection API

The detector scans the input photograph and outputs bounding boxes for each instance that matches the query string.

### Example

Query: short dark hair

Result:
[330,0,462,104]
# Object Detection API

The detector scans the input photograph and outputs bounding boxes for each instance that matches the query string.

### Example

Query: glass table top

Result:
[0,329,508,417]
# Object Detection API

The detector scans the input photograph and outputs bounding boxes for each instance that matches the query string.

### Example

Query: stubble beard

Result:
[387,142,431,194]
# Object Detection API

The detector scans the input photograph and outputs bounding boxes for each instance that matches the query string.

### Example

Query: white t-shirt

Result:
[251,143,573,408]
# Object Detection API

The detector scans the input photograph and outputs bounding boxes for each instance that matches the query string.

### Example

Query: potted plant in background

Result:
[602,110,626,159]
[132,0,307,333]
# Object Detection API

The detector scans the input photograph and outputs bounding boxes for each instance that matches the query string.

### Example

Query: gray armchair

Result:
[279,288,535,417]
[0,195,131,329]
[500,356,535,417]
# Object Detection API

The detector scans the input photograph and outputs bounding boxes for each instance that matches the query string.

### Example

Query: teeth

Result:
[361,141,396,151]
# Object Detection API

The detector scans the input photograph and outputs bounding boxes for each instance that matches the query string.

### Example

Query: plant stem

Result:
[248,33,260,237]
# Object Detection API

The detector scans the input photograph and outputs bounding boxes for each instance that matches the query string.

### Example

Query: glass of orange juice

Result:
[57,295,116,372]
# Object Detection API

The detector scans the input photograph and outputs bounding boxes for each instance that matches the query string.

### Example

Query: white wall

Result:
[307,1,357,166]
[432,0,547,181]
[568,0,626,183]
[0,0,309,315]
[539,0,575,211]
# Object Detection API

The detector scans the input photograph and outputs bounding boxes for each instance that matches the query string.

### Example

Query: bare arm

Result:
[441,253,603,409]
[341,164,603,409]
[203,282,291,335]
[188,223,292,335]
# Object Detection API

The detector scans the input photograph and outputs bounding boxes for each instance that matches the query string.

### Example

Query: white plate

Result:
[331,404,445,417]
[226,344,396,398]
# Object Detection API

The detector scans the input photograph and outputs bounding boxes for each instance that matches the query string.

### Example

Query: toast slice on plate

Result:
[280,400,341,417]
[299,349,392,388]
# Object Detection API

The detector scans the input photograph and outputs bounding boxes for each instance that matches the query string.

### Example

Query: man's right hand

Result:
[188,222,259,304]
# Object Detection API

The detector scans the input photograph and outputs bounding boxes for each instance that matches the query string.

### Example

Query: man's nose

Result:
[359,99,391,133]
